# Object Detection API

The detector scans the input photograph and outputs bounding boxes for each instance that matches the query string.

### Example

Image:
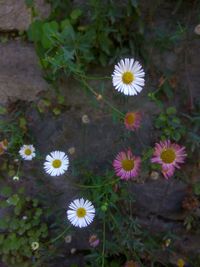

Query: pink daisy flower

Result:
[124,111,142,131]
[89,234,100,248]
[151,140,187,179]
[113,149,141,180]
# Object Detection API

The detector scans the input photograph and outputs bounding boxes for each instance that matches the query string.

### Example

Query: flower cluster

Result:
[18,144,95,228]
[113,140,186,180]
[14,57,187,238]
[111,58,186,180]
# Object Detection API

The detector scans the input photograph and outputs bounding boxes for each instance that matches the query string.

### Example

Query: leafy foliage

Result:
[28,0,143,81]
[154,106,186,141]
[0,187,49,267]
[183,102,200,155]
[0,104,31,155]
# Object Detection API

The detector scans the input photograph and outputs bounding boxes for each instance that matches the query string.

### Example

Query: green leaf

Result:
[10,219,19,230]
[193,182,200,195]
[163,82,174,99]
[0,234,4,244]
[166,106,176,115]
[53,107,61,116]
[25,0,34,7]
[159,114,167,122]
[41,21,59,49]
[172,117,180,124]
[151,163,162,171]
[7,194,20,206]
[164,128,171,136]
[61,20,75,40]
[70,9,82,21]
[142,148,153,161]
[27,20,43,42]
[8,168,15,177]
[14,205,22,216]
[19,117,27,130]
[173,131,181,141]
[130,0,138,8]
[0,106,7,115]
[57,94,65,105]
[0,219,7,230]
[0,186,12,197]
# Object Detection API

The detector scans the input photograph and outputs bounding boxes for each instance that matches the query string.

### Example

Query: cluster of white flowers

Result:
[18,145,95,228]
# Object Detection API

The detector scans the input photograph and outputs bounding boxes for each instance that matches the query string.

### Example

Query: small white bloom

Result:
[112,58,145,96]
[31,241,39,251]
[67,198,95,228]
[44,151,69,176]
[19,144,36,160]
[70,248,76,254]
[82,114,90,124]
[194,24,200,35]
[22,216,27,220]
[150,171,159,180]
[13,176,19,181]
[64,235,72,243]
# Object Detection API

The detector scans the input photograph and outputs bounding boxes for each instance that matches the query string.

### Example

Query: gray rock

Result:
[129,179,188,232]
[0,0,51,31]
[0,41,49,104]
[131,179,187,216]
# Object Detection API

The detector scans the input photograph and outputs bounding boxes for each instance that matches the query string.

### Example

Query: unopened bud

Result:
[96,94,103,101]
[68,147,75,155]
[82,114,90,124]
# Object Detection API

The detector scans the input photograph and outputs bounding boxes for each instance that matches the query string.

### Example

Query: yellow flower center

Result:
[122,71,134,84]
[125,112,136,125]
[160,148,176,164]
[24,148,32,156]
[177,259,185,267]
[122,159,134,171]
[52,159,62,168]
[76,207,86,218]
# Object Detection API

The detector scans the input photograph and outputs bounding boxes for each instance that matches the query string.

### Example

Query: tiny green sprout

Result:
[101,203,108,212]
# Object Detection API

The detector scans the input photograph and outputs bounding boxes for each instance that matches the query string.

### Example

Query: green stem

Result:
[71,178,119,189]
[102,216,106,267]
[50,225,71,244]
[102,97,125,118]
[15,160,21,177]
[133,251,145,267]
[77,73,111,80]
[110,212,120,229]
[80,78,124,118]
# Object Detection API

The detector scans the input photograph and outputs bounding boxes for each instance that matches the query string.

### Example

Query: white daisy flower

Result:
[13,176,19,181]
[44,151,69,176]
[19,144,36,160]
[112,58,145,96]
[67,198,95,228]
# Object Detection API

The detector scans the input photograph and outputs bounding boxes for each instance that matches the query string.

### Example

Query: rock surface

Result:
[0,0,50,31]
[0,41,49,104]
